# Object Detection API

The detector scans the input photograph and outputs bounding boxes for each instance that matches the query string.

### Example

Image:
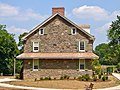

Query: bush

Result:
[44,77,49,80]
[15,74,20,79]
[77,76,84,81]
[74,77,76,80]
[98,74,102,79]
[34,78,37,81]
[84,74,90,81]
[48,76,51,80]
[54,77,56,80]
[105,75,108,80]
[78,74,90,81]
[40,77,44,80]
[60,76,64,80]
[102,76,106,81]
[93,76,97,81]
[63,75,70,79]
[116,63,120,70]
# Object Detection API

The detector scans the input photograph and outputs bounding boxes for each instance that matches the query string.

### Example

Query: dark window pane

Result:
[40,29,44,34]
[34,47,38,50]
[80,64,84,69]
[34,65,38,69]
[72,29,76,34]
[80,42,84,50]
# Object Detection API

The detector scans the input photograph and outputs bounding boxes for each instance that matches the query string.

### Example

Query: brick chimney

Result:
[52,7,65,16]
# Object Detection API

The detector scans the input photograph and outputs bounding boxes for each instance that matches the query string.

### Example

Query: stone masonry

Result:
[24,15,93,53]
[23,59,92,80]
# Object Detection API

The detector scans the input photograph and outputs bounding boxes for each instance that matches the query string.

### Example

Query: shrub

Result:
[78,74,90,81]
[84,74,90,81]
[102,76,106,81]
[105,75,108,80]
[48,76,51,80]
[40,77,44,80]
[44,77,49,80]
[93,76,97,81]
[63,75,68,79]
[74,77,76,80]
[60,76,64,80]
[54,77,56,80]
[98,74,102,79]
[63,75,70,79]
[116,63,120,70]
[15,74,20,79]
[34,78,37,81]
[77,76,84,81]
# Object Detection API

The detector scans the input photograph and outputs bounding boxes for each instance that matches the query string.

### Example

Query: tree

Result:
[107,15,120,45]
[18,32,28,53]
[107,15,120,64]
[0,24,19,75]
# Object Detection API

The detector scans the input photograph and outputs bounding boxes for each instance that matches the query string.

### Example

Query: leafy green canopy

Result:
[107,16,120,45]
[0,25,19,75]
[95,16,120,65]
[18,32,28,54]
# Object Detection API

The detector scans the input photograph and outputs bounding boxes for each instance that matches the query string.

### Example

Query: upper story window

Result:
[39,28,44,35]
[71,28,76,35]
[33,42,39,52]
[79,41,85,52]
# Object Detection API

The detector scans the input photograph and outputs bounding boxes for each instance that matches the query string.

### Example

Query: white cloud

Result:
[96,22,111,33]
[72,5,120,21]
[0,2,47,21]
[7,26,28,34]
[0,2,19,16]
[15,9,47,21]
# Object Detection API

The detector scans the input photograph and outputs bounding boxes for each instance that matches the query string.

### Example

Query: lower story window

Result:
[33,60,39,71]
[79,59,85,70]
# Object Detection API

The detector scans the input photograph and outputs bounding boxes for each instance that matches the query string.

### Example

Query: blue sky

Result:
[0,0,120,48]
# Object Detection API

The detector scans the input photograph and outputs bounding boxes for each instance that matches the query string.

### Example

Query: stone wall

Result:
[40,59,78,69]
[24,15,93,53]
[23,69,92,80]
[23,59,93,80]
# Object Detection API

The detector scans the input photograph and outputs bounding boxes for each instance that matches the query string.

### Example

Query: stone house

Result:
[17,7,99,80]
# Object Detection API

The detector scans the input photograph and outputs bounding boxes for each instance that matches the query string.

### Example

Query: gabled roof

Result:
[22,13,95,40]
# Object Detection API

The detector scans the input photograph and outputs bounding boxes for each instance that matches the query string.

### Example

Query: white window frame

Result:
[71,28,76,35]
[39,28,44,35]
[33,42,39,52]
[79,59,85,71]
[79,41,85,52]
[33,59,39,71]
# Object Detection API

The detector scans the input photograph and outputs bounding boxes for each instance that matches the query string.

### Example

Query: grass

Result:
[3,75,120,89]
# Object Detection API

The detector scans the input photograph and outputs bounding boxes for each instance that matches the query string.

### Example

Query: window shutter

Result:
[39,42,41,52]
[30,60,33,69]
[30,42,33,52]
[85,41,88,51]
[68,29,71,35]
[44,28,48,35]
[76,41,79,52]
[39,42,44,52]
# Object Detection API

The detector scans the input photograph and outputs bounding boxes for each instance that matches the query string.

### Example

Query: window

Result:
[39,28,44,35]
[71,28,76,35]
[33,42,39,52]
[33,60,39,71]
[79,60,85,70]
[79,41,85,51]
